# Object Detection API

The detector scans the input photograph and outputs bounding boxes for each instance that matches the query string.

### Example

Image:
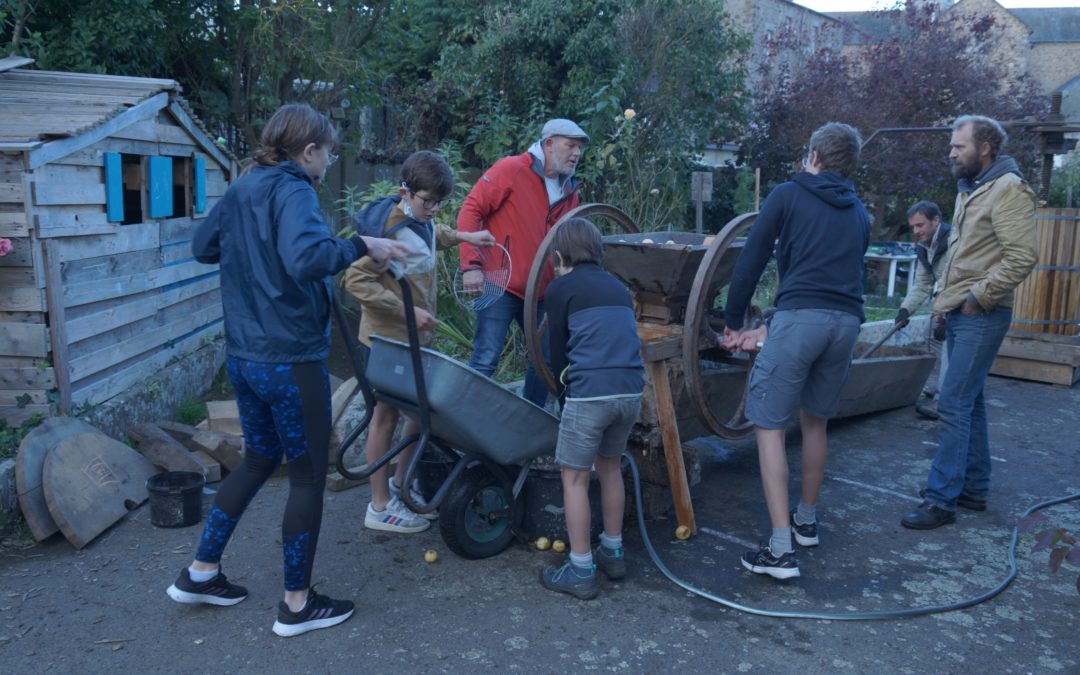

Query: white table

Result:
[865,252,917,297]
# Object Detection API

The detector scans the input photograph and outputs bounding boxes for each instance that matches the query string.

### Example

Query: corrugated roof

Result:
[0,68,180,144]
[1009,8,1080,43]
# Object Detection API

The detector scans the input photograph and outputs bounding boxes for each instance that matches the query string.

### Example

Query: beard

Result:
[950,154,982,180]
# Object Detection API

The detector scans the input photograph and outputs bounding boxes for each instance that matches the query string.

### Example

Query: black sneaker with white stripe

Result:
[167,567,248,606]
[272,589,355,637]
[790,511,819,547]
[741,543,800,580]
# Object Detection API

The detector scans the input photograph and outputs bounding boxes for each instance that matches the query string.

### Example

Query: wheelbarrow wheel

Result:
[440,464,523,560]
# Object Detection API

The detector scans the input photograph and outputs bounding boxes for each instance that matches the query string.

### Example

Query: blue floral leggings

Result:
[194,357,331,591]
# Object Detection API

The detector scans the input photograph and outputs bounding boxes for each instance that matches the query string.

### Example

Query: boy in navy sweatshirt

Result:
[721,122,871,581]
[539,217,644,600]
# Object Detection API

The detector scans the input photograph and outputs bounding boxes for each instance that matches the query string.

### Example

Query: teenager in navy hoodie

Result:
[721,122,871,581]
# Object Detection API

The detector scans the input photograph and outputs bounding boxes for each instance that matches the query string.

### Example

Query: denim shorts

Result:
[555,396,642,470]
[746,308,860,429]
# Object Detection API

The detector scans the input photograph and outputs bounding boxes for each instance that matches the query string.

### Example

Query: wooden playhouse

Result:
[0,58,234,424]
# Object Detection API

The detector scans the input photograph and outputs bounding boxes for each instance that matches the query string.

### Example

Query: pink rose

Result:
[0,238,12,257]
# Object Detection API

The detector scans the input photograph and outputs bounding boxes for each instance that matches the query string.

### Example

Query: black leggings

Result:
[194,358,331,591]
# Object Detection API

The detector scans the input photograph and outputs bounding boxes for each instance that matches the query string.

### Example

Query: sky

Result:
[794,0,1080,11]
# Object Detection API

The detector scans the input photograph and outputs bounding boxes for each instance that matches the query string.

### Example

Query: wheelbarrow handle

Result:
[332,267,433,480]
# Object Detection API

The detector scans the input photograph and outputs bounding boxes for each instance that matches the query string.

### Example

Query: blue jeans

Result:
[923,306,1011,510]
[468,293,550,407]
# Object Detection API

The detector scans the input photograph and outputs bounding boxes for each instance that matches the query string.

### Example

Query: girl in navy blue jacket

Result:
[167,104,407,637]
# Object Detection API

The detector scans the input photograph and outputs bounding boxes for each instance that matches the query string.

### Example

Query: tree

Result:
[2,0,393,153]
[744,1,1046,238]
[377,0,749,229]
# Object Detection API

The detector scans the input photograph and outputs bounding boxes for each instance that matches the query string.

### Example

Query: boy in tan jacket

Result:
[344,151,493,533]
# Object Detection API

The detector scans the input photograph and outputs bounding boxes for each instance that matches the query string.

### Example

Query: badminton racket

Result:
[452,243,512,312]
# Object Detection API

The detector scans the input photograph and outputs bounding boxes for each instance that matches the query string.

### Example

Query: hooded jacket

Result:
[900,220,951,315]
[933,155,1037,314]
[724,171,871,330]
[342,196,458,347]
[192,160,368,363]
[457,149,581,300]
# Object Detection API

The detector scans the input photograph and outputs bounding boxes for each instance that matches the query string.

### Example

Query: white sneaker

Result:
[364,497,430,533]
[389,478,438,521]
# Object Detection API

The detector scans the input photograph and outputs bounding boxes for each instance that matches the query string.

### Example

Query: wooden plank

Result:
[161,216,196,245]
[33,205,112,238]
[0,207,29,237]
[646,360,696,534]
[0,366,56,389]
[0,402,50,426]
[0,235,32,267]
[42,432,158,549]
[71,320,222,406]
[0,284,45,312]
[62,259,214,307]
[66,276,218,343]
[0,182,22,203]
[42,241,72,413]
[29,92,169,169]
[205,169,227,198]
[991,355,1077,386]
[0,321,48,357]
[68,304,221,382]
[127,423,212,475]
[162,242,193,265]
[997,334,1080,367]
[0,389,48,406]
[51,222,159,263]
[31,164,106,206]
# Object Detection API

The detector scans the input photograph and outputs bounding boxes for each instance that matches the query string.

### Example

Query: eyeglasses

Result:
[409,191,449,210]
[327,152,339,167]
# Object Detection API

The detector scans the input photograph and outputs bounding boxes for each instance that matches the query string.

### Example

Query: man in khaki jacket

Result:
[901,115,1037,530]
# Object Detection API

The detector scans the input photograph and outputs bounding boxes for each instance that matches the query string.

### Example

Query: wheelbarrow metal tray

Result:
[367,336,559,465]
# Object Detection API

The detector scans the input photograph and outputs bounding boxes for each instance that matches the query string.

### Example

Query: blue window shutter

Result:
[194,157,207,214]
[148,156,173,218]
[104,153,124,222]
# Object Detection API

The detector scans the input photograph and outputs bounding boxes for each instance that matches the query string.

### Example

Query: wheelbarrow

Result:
[332,266,559,559]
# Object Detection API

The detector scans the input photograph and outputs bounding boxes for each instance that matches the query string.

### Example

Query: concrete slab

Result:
[0,373,1076,671]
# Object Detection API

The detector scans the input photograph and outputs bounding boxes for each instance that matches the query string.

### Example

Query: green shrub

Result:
[174,394,207,426]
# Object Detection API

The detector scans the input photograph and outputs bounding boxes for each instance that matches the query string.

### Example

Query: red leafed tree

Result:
[743,2,1046,239]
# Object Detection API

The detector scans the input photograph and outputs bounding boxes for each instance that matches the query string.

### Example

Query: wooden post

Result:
[646,359,696,534]
[754,167,761,211]
[690,171,712,234]
[41,240,72,414]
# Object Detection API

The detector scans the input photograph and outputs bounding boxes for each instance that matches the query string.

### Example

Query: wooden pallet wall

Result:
[0,150,52,424]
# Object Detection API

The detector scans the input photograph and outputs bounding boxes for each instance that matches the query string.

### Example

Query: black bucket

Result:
[146,471,206,528]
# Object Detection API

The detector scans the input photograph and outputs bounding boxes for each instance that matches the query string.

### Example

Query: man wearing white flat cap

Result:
[458,118,590,407]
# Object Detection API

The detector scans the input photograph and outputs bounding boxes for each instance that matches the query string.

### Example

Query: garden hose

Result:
[622,451,1080,620]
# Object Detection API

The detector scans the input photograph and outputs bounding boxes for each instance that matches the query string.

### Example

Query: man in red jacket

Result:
[458,119,588,407]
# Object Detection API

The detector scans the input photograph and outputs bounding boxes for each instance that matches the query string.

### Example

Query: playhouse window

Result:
[120,154,144,225]
[170,156,193,218]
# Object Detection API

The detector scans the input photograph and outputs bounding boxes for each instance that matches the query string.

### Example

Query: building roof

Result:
[0,68,180,144]
[826,10,901,45]
[1008,8,1080,43]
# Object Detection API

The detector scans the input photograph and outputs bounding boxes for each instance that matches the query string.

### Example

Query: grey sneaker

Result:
[790,511,819,547]
[389,478,438,520]
[594,545,626,580]
[364,497,430,533]
[741,543,800,580]
[540,561,599,600]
